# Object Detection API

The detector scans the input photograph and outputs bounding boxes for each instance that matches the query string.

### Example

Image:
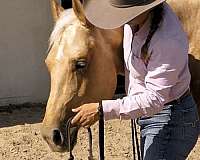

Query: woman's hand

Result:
[71,103,99,128]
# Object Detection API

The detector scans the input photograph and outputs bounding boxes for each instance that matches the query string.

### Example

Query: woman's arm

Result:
[72,38,189,126]
[103,38,189,120]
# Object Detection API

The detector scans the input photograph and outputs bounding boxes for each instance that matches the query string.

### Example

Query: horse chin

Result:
[48,144,68,153]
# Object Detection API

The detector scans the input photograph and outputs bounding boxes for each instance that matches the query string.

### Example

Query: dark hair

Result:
[141,4,164,60]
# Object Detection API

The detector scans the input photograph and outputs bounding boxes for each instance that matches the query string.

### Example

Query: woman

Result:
[71,0,199,159]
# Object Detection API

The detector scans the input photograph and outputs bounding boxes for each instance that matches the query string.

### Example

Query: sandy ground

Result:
[0,104,199,160]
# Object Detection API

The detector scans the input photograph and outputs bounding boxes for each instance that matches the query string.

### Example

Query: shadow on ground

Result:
[0,103,46,128]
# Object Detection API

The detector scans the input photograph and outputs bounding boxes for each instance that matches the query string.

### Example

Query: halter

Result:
[98,102,141,160]
[66,110,141,160]
[66,118,93,160]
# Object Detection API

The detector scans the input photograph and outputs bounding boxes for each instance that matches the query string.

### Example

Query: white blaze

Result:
[56,41,64,60]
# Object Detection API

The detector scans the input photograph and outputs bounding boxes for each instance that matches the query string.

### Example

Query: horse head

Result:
[41,0,123,152]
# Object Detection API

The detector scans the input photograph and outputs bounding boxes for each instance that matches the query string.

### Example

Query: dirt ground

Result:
[0,104,199,160]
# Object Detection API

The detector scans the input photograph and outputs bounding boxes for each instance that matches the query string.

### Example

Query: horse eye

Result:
[75,60,87,71]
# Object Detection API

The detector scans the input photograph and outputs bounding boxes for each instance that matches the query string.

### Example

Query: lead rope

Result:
[131,120,136,160]
[66,107,139,160]
[66,118,93,160]
[87,127,93,160]
[98,104,140,160]
[131,119,141,160]
[98,101,105,160]
[67,118,74,160]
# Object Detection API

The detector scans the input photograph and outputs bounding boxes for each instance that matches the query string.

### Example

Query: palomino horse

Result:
[41,0,200,153]
[41,0,123,152]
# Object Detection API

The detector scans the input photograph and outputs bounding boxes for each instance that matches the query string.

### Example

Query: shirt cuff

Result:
[102,99,121,120]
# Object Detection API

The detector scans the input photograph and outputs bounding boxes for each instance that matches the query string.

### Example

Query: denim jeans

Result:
[137,95,199,160]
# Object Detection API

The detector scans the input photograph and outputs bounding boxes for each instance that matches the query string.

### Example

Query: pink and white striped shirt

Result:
[102,3,191,120]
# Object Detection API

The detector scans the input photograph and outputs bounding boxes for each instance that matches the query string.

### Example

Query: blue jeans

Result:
[137,95,199,160]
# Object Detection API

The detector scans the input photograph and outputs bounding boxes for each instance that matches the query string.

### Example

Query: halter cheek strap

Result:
[66,117,75,160]
[66,118,93,160]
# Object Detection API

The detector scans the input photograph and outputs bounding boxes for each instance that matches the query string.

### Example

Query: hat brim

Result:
[83,0,166,29]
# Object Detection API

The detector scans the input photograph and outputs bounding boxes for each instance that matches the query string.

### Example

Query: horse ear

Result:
[72,0,87,25]
[50,0,64,22]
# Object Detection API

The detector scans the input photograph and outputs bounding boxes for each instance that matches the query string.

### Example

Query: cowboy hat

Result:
[83,0,166,29]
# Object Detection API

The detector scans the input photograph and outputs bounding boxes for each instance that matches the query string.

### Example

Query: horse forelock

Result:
[49,8,93,58]
[49,9,77,47]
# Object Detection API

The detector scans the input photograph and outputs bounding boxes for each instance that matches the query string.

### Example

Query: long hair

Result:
[141,4,164,61]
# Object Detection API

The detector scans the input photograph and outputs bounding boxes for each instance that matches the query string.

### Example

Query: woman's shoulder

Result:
[150,3,188,52]
[148,37,189,69]
[162,3,185,34]
[151,37,188,56]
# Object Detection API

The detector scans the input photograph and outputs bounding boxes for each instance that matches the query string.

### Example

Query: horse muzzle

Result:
[41,123,79,153]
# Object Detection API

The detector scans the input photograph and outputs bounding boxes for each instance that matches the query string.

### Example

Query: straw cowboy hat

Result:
[83,0,166,29]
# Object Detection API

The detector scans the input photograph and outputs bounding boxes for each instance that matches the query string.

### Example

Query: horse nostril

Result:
[52,129,64,146]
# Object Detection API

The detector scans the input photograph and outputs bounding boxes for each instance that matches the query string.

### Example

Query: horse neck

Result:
[94,27,124,75]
